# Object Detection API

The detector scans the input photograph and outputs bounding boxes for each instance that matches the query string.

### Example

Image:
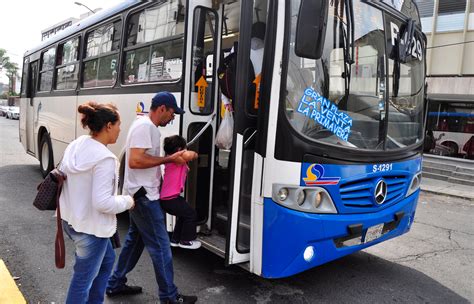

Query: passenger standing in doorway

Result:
[59,102,135,304]
[106,92,197,304]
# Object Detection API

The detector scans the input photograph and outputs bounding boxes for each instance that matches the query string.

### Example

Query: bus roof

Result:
[24,0,141,57]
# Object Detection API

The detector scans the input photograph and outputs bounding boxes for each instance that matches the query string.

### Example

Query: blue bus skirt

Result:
[261,191,419,278]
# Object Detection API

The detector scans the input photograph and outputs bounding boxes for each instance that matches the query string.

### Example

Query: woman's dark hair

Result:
[77,102,119,135]
[164,135,187,155]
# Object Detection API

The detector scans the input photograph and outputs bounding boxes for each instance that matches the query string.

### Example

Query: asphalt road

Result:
[0,117,473,303]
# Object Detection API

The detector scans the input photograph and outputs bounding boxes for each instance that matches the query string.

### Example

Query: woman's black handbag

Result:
[33,169,66,211]
[33,168,67,268]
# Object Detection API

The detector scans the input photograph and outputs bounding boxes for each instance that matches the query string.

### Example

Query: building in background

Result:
[41,10,100,41]
[416,0,474,160]
[41,18,79,41]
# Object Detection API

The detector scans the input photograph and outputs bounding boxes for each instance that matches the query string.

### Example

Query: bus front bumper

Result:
[261,191,419,278]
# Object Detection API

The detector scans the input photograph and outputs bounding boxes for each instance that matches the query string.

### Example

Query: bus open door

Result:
[180,0,224,256]
[181,0,270,271]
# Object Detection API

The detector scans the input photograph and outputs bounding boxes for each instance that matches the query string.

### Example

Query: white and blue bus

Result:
[20,0,426,278]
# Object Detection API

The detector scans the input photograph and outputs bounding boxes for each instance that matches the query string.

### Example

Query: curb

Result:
[0,259,26,304]
[420,188,474,201]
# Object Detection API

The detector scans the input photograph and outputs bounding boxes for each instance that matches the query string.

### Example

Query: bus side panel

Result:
[36,96,77,165]
[19,97,28,152]
[260,192,419,279]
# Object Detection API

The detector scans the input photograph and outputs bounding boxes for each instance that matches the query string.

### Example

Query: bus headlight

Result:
[296,189,306,206]
[314,192,322,208]
[272,184,338,214]
[277,187,289,202]
[406,172,422,197]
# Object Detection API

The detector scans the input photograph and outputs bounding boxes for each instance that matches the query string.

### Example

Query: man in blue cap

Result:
[106,92,197,304]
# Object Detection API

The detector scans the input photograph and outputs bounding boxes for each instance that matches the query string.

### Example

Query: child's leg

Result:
[160,199,180,243]
[160,197,197,242]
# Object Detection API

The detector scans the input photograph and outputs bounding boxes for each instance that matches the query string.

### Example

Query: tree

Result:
[0,48,19,95]
[0,48,10,71]
[4,62,19,95]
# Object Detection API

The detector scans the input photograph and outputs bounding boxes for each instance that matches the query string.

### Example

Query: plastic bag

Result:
[215,108,234,150]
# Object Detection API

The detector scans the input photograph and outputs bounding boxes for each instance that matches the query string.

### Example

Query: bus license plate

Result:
[364,223,384,243]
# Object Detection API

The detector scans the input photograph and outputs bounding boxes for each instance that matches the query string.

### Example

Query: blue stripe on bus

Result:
[428,112,474,117]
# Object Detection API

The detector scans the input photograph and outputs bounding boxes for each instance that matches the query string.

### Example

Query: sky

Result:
[0,0,124,83]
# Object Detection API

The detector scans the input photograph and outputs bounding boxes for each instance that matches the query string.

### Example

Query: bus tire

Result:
[39,133,54,178]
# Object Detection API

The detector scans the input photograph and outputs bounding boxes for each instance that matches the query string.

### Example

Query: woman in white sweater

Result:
[59,102,134,304]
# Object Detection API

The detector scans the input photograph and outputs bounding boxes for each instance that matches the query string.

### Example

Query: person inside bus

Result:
[463,135,474,159]
[106,92,197,304]
[218,22,266,104]
[59,102,135,303]
[423,130,436,153]
[160,135,200,249]
[439,118,449,131]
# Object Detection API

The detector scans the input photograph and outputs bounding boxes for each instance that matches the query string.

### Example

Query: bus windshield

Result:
[284,0,425,151]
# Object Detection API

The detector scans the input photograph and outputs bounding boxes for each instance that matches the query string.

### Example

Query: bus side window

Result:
[188,7,217,115]
[38,47,56,92]
[21,58,29,97]
[122,2,185,85]
[83,21,122,88]
[55,37,80,90]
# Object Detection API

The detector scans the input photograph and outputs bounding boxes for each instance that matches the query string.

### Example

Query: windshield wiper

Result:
[393,18,415,97]
[399,19,415,63]
[341,0,354,105]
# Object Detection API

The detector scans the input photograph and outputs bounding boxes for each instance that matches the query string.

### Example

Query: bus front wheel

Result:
[39,134,54,178]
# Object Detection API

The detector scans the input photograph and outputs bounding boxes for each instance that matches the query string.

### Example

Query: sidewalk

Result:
[0,260,26,304]
[421,177,474,201]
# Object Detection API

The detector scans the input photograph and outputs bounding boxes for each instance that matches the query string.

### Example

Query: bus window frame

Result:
[20,58,29,98]
[38,46,57,93]
[120,34,185,87]
[120,1,186,87]
[54,35,81,91]
[81,17,123,90]
[187,5,218,116]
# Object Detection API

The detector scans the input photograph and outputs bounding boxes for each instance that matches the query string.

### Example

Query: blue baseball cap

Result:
[151,92,185,115]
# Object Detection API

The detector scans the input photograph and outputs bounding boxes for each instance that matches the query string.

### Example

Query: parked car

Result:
[6,106,20,120]
[0,105,8,117]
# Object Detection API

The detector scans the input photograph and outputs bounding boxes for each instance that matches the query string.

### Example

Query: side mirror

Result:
[295,0,329,59]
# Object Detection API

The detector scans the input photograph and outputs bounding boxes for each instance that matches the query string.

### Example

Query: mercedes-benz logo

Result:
[374,180,388,205]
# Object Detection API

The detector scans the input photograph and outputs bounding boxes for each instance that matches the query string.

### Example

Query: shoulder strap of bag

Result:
[55,172,66,269]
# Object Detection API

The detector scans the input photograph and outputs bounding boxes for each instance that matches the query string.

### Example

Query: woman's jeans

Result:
[62,220,115,304]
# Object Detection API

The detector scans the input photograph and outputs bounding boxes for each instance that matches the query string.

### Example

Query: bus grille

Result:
[339,175,408,211]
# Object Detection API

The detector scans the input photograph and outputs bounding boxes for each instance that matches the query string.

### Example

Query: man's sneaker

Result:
[162,293,198,304]
[178,240,201,250]
[170,239,179,247]
[106,285,143,297]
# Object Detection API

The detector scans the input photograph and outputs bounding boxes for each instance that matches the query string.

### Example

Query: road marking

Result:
[0,259,26,304]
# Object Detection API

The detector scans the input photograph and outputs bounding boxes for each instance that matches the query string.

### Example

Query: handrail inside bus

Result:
[187,113,217,147]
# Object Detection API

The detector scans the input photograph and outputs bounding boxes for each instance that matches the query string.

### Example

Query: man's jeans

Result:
[62,221,115,304]
[107,197,178,301]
